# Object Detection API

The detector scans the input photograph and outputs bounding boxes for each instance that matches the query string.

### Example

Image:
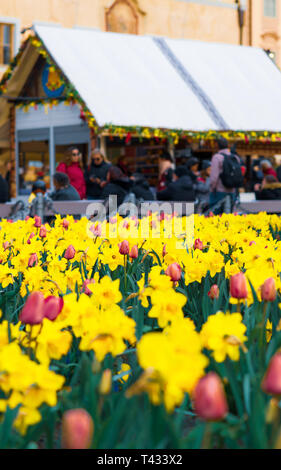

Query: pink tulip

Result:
[64,245,76,260]
[208,284,219,300]
[61,409,94,449]
[90,223,102,237]
[119,240,130,255]
[19,291,45,325]
[39,225,47,238]
[165,263,182,282]
[194,238,203,250]
[261,278,277,302]
[162,244,167,257]
[3,242,10,251]
[194,372,228,421]
[82,279,95,296]
[28,253,38,268]
[62,219,70,230]
[43,296,64,321]
[129,245,138,259]
[34,216,41,228]
[27,232,35,245]
[230,272,248,299]
[262,352,281,396]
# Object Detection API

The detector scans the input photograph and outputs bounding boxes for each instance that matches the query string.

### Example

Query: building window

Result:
[264,0,276,17]
[0,23,14,65]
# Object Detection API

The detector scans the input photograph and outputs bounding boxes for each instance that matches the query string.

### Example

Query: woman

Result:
[255,174,281,200]
[157,151,174,192]
[56,146,86,199]
[84,149,111,200]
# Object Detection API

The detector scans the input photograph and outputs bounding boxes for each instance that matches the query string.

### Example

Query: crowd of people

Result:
[3,139,281,214]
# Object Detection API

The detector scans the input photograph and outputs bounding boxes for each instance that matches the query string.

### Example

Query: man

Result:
[157,166,195,202]
[209,138,241,210]
[84,149,111,199]
[50,172,81,201]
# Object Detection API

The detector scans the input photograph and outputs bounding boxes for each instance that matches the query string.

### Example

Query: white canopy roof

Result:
[34,24,281,132]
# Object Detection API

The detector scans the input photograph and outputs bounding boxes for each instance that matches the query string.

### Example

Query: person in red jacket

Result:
[56,146,86,199]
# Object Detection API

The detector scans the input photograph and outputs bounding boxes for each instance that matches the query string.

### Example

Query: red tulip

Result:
[119,240,130,255]
[208,284,219,300]
[230,272,248,299]
[129,245,138,259]
[249,241,256,246]
[64,245,76,260]
[261,278,277,302]
[34,216,41,228]
[162,244,167,257]
[165,263,182,282]
[28,253,38,268]
[262,352,281,396]
[61,409,94,449]
[39,225,47,238]
[43,296,64,321]
[194,238,203,250]
[19,291,45,325]
[193,372,228,421]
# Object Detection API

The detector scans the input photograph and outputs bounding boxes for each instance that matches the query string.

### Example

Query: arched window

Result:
[106,0,138,35]
[264,0,277,17]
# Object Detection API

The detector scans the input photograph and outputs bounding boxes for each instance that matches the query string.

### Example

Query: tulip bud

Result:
[129,245,138,259]
[28,253,38,268]
[162,244,167,257]
[3,241,10,251]
[19,291,45,325]
[39,225,47,238]
[262,352,281,396]
[27,232,35,245]
[194,238,203,250]
[64,245,76,260]
[43,296,64,321]
[165,263,182,282]
[34,216,41,228]
[230,272,248,299]
[261,278,277,302]
[119,240,130,255]
[25,216,30,221]
[61,409,94,449]
[208,284,219,300]
[249,241,256,246]
[99,369,112,395]
[193,372,228,421]
[62,219,70,230]
[82,279,95,296]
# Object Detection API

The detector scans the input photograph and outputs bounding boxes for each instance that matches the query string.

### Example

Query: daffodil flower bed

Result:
[0,212,281,448]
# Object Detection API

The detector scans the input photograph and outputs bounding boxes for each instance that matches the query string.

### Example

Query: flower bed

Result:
[0,212,281,449]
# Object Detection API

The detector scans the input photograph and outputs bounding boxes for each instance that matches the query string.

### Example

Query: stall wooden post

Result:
[89,128,97,165]
[9,105,16,199]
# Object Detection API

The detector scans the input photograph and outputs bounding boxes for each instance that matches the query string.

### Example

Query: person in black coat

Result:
[185,157,199,181]
[255,175,281,200]
[131,173,155,201]
[84,149,111,199]
[0,174,9,203]
[101,166,133,208]
[157,166,195,202]
[50,172,81,201]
